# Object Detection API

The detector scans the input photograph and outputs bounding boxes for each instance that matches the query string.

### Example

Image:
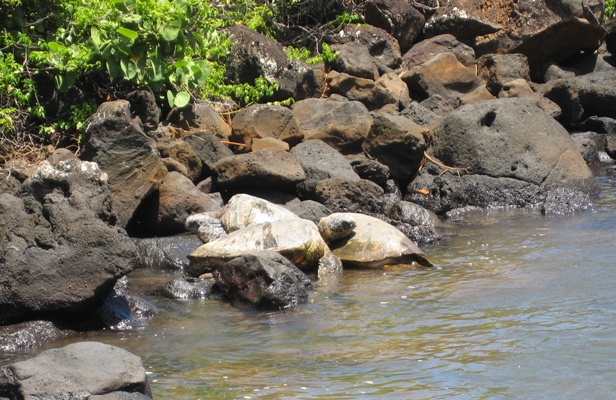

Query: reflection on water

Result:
[7,171,616,399]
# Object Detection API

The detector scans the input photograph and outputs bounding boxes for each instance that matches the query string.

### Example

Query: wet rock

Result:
[292,98,373,153]
[167,100,232,139]
[0,159,139,323]
[571,134,600,165]
[0,342,151,399]
[0,320,72,354]
[213,148,306,191]
[364,0,425,53]
[230,104,303,149]
[159,277,214,300]
[96,278,158,330]
[80,100,167,227]
[401,34,476,70]
[134,235,204,270]
[213,251,312,310]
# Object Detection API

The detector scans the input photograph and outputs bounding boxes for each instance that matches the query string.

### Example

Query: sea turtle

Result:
[185,194,301,243]
[186,218,354,280]
[319,212,433,268]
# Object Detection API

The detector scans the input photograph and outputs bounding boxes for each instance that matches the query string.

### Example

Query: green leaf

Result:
[91,27,102,47]
[47,41,66,53]
[120,59,138,80]
[174,91,191,108]
[162,18,182,41]
[116,27,139,40]
[106,60,121,79]
[167,90,175,108]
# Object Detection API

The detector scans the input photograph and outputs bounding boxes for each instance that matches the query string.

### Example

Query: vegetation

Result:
[0,0,361,165]
[607,0,616,19]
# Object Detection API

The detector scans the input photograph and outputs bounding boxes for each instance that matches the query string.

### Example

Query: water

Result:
[8,169,616,399]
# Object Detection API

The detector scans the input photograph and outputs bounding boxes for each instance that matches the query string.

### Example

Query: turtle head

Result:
[318,213,356,243]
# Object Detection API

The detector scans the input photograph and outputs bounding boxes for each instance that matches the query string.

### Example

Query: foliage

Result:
[0,0,362,165]
[607,0,615,19]
[286,43,339,65]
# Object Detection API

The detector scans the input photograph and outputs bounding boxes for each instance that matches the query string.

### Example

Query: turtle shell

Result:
[187,218,327,276]
[327,213,433,268]
[221,193,300,232]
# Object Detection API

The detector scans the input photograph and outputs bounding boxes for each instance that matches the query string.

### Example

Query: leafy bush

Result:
[607,0,616,19]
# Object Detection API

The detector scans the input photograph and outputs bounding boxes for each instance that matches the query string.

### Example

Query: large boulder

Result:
[400,53,486,103]
[290,139,360,183]
[542,70,616,126]
[332,24,402,70]
[477,53,531,95]
[312,178,385,214]
[401,34,476,70]
[364,0,425,53]
[0,342,150,399]
[407,98,595,213]
[213,148,306,191]
[225,25,320,101]
[329,41,378,79]
[166,100,232,139]
[79,100,167,228]
[230,104,304,149]
[326,71,398,111]
[213,251,312,309]
[292,98,373,153]
[362,114,428,181]
[0,160,139,323]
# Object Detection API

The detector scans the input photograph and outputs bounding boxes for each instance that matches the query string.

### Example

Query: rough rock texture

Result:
[183,130,235,180]
[477,53,531,95]
[376,71,412,109]
[213,251,312,309]
[0,160,139,323]
[401,34,476,69]
[0,342,150,399]
[349,156,391,186]
[125,89,161,133]
[290,140,360,183]
[400,101,440,127]
[407,98,595,213]
[312,178,385,214]
[292,98,373,153]
[225,25,320,101]
[333,24,402,69]
[326,71,398,111]
[330,41,378,79]
[167,100,232,139]
[155,138,202,182]
[400,53,486,103]
[425,0,605,72]
[213,148,306,190]
[159,277,214,300]
[606,17,616,55]
[364,0,425,53]
[542,71,616,125]
[134,235,204,270]
[363,114,427,181]
[230,104,304,149]
[80,100,167,227]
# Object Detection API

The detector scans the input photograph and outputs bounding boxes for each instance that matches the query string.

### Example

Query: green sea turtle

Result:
[320,212,433,268]
[186,193,301,243]
[186,218,354,281]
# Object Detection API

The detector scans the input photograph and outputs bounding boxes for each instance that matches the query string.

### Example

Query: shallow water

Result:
[8,169,616,399]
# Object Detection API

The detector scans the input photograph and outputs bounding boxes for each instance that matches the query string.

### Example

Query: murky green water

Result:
[12,170,616,399]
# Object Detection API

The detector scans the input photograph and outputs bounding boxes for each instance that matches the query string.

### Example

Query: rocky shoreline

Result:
[2,0,616,397]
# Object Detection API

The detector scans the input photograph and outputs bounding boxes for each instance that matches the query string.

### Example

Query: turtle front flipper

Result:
[317,251,343,285]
